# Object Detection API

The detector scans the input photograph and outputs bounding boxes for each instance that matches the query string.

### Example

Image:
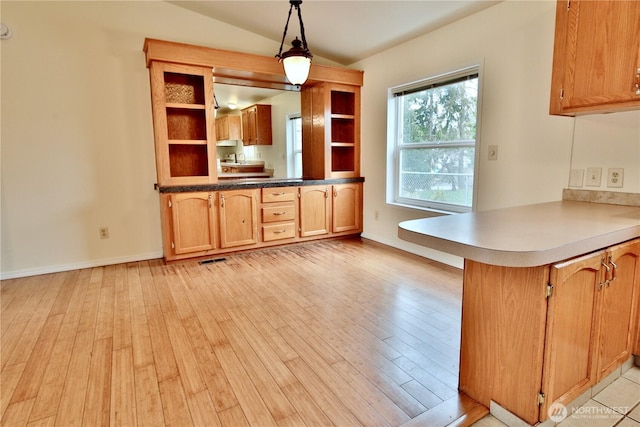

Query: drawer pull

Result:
[273,211,287,216]
[273,229,287,234]
[272,192,286,196]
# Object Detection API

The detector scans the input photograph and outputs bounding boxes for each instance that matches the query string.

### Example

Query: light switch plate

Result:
[569,169,584,187]
[586,167,602,187]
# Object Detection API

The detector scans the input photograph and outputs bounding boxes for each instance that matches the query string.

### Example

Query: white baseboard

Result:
[360,232,463,269]
[0,251,164,280]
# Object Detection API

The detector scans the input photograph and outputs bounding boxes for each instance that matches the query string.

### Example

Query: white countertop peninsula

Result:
[399,200,640,267]
[399,198,640,426]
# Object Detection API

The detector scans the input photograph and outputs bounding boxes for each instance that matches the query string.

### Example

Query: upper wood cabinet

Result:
[549,0,640,115]
[148,62,217,185]
[241,104,272,145]
[215,115,242,141]
[301,82,361,179]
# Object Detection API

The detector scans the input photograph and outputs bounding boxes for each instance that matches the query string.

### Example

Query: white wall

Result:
[354,0,639,266]
[2,1,638,277]
[0,1,327,278]
[570,112,640,192]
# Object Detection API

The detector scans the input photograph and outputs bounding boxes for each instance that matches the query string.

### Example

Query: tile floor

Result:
[473,365,640,427]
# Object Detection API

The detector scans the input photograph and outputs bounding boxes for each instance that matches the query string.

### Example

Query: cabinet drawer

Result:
[262,187,295,203]
[262,223,296,241]
[262,205,295,223]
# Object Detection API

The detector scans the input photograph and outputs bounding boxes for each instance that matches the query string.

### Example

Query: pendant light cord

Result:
[276,3,295,59]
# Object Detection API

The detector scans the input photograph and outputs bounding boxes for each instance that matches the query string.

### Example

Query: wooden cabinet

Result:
[299,185,331,237]
[218,189,258,248]
[158,182,362,261]
[549,0,640,115]
[595,240,640,379]
[260,187,297,242]
[161,192,217,259]
[215,115,242,141]
[301,83,360,179]
[541,240,640,420]
[539,250,603,420]
[332,183,362,234]
[148,62,217,185]
[460,238,640,425]
[241,104,272,145]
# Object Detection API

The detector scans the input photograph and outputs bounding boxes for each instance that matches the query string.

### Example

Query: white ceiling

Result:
[172,0,501,112]
[168,0,501,66]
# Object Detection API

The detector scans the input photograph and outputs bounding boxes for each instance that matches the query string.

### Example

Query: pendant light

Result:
[275,0,313,86]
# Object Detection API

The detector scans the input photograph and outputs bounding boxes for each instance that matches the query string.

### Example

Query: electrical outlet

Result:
[586,167,602,187]
[607,168,624,188]
[99,227,109,239]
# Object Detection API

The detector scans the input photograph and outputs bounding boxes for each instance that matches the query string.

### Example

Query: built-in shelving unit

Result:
[149,63,217,185]
[301,82,360,179]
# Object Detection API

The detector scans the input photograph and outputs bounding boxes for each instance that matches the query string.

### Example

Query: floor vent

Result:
[199,257,227,265]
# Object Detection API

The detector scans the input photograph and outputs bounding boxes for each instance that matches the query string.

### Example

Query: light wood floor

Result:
[0,237,487,426]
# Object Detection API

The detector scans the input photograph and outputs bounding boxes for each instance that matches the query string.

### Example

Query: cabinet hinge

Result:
[559,88,564,100]
[538,392,545,406]
[171,241,175,249]
[566,0,570,11]
[546,283,554,298]
[168,200,172,208]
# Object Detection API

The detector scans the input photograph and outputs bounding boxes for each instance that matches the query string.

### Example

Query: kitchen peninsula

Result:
[399,197,640,425]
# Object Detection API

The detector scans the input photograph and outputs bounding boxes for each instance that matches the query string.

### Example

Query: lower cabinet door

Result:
[299,185,330,237]
[332,183,362,233]
[540,250,604,421]
[170,192,217,255]
[596,239,640,380]
[219,189,258,248]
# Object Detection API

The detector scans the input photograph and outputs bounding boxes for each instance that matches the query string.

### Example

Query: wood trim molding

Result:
[143,38,364,88]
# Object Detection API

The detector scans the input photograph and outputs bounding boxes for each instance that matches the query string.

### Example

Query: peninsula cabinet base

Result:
[460,238,640,426]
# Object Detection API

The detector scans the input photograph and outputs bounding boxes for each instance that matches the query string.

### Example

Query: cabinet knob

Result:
[636,68,640,96]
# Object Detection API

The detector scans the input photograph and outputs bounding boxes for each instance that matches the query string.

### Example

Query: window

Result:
[388,66,481,213]
[287,114,302,178]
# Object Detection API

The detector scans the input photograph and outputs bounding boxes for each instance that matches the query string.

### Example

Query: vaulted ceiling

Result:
[169,1,500,66]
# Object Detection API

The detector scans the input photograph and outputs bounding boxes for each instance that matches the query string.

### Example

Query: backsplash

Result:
[563,189,640,207]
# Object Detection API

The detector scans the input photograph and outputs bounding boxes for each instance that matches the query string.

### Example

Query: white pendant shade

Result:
[283,56,311,85]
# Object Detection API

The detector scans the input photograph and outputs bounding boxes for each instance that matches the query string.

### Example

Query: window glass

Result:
[287,115,302,178]
[389,67,480,212]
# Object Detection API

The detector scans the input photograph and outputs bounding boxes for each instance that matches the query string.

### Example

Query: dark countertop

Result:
[157,176,365,193]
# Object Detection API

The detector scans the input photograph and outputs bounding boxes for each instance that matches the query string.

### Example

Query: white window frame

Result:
[286,113,302,178]
[386,65,482,213]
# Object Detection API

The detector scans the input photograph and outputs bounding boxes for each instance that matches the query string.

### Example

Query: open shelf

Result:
[164,72,205,105]
[168,144,209,177]
[166,108,207,140]
[331,90,355,116]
